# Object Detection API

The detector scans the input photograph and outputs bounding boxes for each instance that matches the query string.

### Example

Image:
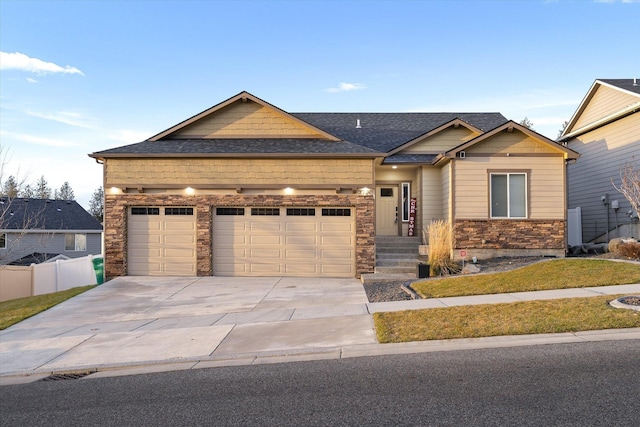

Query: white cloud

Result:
[25,110,94,129]
[0,130,80,148]
[0,51,84,76]
[325,82,367,93]
[26,77,39,84]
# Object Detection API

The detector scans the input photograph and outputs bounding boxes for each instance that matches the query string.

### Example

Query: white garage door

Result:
[128,207,197,276]
[213,207,355,277]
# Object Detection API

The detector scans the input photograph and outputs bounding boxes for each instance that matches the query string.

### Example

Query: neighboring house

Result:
[90,91,578,279]
[0,198,103,265]
[559,79,640,244]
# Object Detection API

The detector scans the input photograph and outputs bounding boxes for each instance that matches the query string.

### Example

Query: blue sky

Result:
[1,0,639,208]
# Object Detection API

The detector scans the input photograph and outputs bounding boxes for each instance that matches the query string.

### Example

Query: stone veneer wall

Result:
[104,194,374,280]
[454,219,565,250]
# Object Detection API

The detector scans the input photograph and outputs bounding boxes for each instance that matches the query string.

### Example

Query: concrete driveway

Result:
[0,276,377,376]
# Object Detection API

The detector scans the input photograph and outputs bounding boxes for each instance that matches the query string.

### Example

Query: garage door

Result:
[213,207,355,277]
[128,207,197,275]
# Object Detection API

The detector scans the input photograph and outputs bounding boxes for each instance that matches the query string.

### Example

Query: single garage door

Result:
[213,207,355,277]
[128,207,197,275]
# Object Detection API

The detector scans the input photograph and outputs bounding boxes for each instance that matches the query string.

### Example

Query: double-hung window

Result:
[490,173,527,218]
[65,233,87,251]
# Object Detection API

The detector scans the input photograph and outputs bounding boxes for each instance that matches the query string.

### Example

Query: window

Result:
[251,208,280,216]
[490,173,527,218]
[322,208,351,216]
[287,208,316,216]
[216,207,245,216]
[380,188,394,197]
[402,182,410,222]
[0,233,5,249]
[65,233,87,251]
[131,207,159,215]
[165,207,193,215]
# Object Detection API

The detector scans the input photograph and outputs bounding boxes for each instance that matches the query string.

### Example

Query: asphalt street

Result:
[1,340,638,426]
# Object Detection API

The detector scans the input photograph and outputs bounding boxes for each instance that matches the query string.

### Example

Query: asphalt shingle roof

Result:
[599,79,640,95]
[383,153,439,164]
[0,198,103,231]
[91,111,508,157]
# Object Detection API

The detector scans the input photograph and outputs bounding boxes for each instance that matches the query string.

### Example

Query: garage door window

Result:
[165,207,193,215]
[251,208,280,216]
[287,208,316,216]
[131,207,159,215]
[216,207,245,215]
[322,208,351,216]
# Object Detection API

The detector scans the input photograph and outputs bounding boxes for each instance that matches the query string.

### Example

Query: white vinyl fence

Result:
[0,254,102,302]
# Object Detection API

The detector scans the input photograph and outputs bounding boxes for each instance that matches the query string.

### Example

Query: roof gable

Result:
[0,198,103,231]
[561,79,640,140]
[150,92,339,141]
[388,118,483,155]
[446,121,579,160]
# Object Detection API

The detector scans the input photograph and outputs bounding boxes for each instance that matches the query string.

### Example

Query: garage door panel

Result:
[213,207,354,277]
[286,235,317,245]
[128,207,197,276]
[250,235,281,245]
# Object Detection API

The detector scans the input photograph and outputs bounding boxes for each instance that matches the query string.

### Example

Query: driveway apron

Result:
[0,276,376,375]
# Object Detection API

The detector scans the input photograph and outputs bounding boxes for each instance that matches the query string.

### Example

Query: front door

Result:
[376,186,398,235]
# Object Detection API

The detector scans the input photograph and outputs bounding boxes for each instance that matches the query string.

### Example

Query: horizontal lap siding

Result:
[567,113,640,242]
[105,158,374,186]
[573,86,639,131]
[404,127,478,153]
[454,157,565,219]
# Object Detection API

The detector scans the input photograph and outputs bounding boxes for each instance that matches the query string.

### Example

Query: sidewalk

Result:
[1,277,639,385]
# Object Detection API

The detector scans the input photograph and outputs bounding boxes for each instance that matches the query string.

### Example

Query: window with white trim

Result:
[65,233,87,251]
[402,182,411,222]
[490,173,527,218]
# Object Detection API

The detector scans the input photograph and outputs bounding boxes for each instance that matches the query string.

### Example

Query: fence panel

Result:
[0,266,32,302]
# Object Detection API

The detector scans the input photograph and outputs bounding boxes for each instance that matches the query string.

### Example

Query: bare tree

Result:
[557,120,569,139]
[613,161,640,218]
[519,117,534,129]
[1,175,20,197]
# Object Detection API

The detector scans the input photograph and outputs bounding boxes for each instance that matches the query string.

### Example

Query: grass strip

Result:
[412,259,640,298]
[374,295,640,343]
[0,285,95,330]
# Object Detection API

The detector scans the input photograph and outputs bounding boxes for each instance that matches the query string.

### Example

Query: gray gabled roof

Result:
[292,112,508,153]
[91,138,381,157]
[599,79,640,95]
[0,198,103,231]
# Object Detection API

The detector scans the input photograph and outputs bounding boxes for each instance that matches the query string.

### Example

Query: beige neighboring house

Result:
[90,91,579,279]
[559,79,640,244]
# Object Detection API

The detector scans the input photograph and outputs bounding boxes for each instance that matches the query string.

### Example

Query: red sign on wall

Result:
[408,197,417,236]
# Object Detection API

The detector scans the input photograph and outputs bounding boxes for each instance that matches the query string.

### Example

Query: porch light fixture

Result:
[358,187,373,196]
[392,165,398,169]
[284,187,294,195]
[110,187,122,195]
[185,187,195,195]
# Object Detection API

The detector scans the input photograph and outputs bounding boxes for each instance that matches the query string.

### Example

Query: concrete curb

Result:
[2,328,639,386]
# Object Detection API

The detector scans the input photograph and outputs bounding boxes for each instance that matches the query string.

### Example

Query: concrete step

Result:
[375,259,419,267]
[376,246,420,254]
[361,272,417,284]
[375,265,419,275]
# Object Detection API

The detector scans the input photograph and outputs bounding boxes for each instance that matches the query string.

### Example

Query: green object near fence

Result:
[92,257,104,285]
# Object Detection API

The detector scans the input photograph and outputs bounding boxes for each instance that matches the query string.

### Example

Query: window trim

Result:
[489,171,529,219]
[0,233,6,249]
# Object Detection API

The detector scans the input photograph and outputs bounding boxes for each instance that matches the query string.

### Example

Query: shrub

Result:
[609,238,640,260]
[426,220,459,276]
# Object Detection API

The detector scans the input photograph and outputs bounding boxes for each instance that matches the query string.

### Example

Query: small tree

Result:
[21,184,35,198]
[519,117,534,129]
[613,161,640,218]
[557,120,569,139]
[57,181,75,201]
[35,176,52,199]
[88,186,104,222]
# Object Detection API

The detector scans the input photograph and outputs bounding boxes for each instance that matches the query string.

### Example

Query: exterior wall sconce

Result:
[358,187,373,196]
[284,187,294,195]
[185,187,195,195]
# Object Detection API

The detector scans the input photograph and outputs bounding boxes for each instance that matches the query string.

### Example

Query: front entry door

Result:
[376,186,398,235]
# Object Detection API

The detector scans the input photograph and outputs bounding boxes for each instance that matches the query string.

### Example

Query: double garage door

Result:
[128,206,355,277]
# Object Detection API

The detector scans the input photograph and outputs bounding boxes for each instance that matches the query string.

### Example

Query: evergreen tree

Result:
[519,117,534,129]
[88,186,104,222]
[35,176,52,199]
[57,181,75,200]
[1,175,20,197]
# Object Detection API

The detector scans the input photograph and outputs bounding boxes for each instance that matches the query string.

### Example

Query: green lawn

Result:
[0,286,95,330]
[412,259,640,298]
[375,259,640,343]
